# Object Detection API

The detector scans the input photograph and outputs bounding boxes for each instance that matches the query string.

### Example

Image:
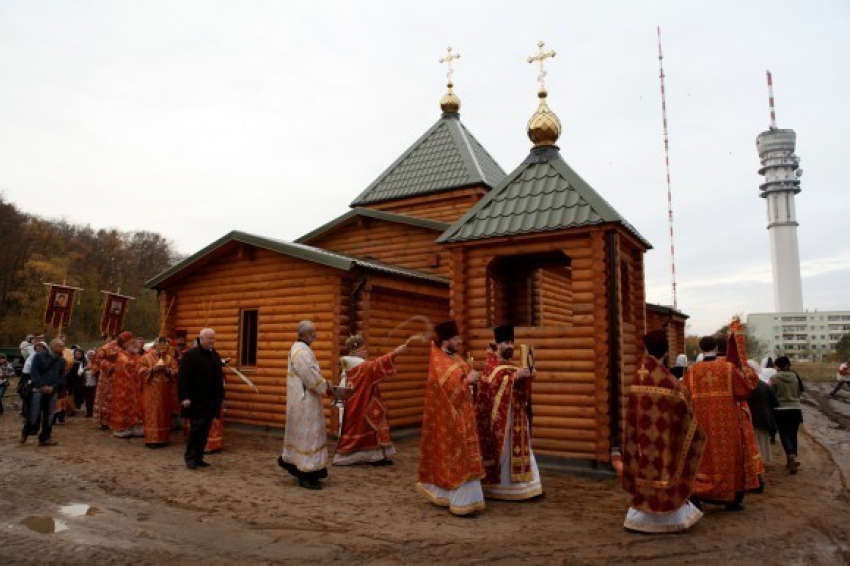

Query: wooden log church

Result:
[146,48,686,465]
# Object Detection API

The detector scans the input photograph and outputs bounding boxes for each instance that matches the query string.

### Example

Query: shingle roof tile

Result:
[437,146,651,247]
[351,113,506,206]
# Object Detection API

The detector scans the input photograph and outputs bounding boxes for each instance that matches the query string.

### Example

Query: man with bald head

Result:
[279,320,331,489]
[178,328,225,469]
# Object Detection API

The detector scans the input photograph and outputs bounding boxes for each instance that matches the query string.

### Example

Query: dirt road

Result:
[1,394,847,564]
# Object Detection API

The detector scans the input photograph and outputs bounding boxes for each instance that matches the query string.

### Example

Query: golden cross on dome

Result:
[527,41,556,91]
[439,46,461,85]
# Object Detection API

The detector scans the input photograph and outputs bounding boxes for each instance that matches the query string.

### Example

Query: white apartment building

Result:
[748,311,850,361]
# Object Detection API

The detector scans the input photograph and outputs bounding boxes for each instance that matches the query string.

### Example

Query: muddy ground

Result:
[1,386,848,565]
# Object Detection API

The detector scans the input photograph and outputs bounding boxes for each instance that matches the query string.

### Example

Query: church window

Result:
[239,309,259,367]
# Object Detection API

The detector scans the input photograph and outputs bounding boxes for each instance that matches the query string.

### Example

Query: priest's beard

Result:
[444,345,458,355]
[499,347,514,361]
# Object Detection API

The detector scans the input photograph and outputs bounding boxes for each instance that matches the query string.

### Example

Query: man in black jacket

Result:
[178,328,225,469]
[21,338,67,446]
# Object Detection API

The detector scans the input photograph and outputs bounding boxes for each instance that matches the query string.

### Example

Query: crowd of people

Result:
[620,320,813,534]
[11,330,224,466]
[276,319,541,511]
[4,317,842,533]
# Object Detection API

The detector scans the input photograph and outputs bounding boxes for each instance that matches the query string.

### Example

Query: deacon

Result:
[474,325,543,500]
[278,320,330,490]
[138,337,179,448]
[108,331,143,438]
[621,330,706,533]
[684,332,760,511]
[417,320,486,516]
[332,334,407,466]
[178,328,225,469]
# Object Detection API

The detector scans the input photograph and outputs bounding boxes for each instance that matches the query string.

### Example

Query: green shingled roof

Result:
[145,230,448,290]
[350,113,506,206]
[437,146,651,247]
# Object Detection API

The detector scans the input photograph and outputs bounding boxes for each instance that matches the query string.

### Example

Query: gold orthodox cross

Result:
[527,41,556,91]
[439,46,461,84]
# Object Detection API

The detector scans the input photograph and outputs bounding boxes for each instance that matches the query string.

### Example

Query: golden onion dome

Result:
[440,82,461,114]
[527,89,561,147]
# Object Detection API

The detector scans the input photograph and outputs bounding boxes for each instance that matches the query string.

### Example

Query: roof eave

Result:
[439,221,652,249]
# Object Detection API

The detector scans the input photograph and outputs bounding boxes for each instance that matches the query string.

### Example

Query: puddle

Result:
[60,504,100,517]
[21,516,69,534]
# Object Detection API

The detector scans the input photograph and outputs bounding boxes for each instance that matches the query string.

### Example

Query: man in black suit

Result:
[178,328,225,469]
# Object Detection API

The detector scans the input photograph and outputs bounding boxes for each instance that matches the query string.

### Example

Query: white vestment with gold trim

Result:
[281,341,328,472]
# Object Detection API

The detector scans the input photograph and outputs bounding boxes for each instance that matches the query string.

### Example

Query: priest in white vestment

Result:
[278,320,330,490]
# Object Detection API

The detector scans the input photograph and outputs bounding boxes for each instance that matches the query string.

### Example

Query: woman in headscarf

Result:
[746,359,778,480]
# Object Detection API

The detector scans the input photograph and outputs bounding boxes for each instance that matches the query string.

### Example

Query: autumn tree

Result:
[0,194,178,345]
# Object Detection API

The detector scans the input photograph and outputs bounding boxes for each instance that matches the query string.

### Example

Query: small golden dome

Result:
[440,82,461,114]
[527,89,561,147]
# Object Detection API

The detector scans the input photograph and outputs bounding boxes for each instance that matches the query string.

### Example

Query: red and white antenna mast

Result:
[766,70,777,128]
[657,26,678,310]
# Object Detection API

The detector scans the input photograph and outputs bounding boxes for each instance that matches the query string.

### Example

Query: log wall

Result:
[537,266,573,327]
[450,234,605,460]
[160,245,342,431]
[308,219,449,278]
[613,236,647,455]
[359,285,449,429]
[448,228,647,463]
[366,186,488,223]
[645,307,687,362]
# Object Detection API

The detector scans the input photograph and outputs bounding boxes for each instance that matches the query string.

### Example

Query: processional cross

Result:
[527,41,556,91]
[439,46,461,84]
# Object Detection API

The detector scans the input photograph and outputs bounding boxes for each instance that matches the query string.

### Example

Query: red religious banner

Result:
[100,291,135,338]
[44,283,83,330]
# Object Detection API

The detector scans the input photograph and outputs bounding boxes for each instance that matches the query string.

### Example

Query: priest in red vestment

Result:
[332,334,407,466]
[91,338,120,430]
[684,326,761,511]
[109,331,142,438]
[622,330,706,533]
[474,325,543,500]
[417,320,486,516]
[138,337,179,448]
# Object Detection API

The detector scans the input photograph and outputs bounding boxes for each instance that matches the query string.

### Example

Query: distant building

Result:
[747,311,850,361]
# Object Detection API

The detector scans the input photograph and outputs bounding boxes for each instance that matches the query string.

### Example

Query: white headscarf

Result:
[674,354,688,368]
[759,356,777,382]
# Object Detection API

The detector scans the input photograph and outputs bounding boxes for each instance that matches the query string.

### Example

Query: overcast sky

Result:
[1,1,847,335]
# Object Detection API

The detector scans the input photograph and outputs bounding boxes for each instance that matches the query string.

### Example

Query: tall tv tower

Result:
[756,71,804,312]
[656,27,678,310]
